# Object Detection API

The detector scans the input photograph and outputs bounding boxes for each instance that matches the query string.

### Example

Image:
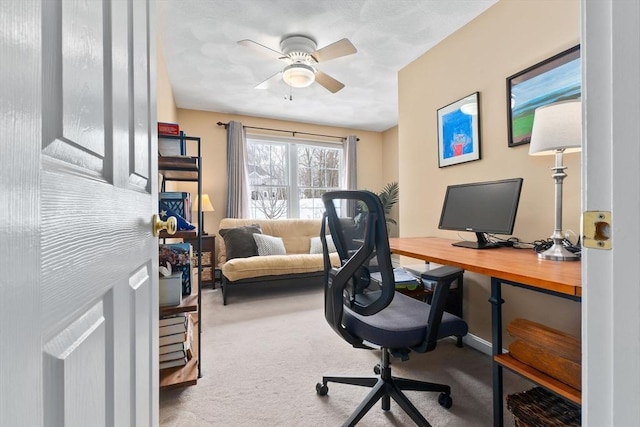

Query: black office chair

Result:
[315,190,469,427]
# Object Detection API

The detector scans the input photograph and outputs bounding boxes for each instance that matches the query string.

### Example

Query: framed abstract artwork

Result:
[437,92,481,168]
[507,45,581,147]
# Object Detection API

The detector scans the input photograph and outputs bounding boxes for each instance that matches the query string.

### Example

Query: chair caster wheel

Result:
[438,392,453,409]
[316,382,328,396]
[373,364,381,375]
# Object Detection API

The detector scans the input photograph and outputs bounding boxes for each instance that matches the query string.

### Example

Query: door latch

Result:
[582,211,611,249]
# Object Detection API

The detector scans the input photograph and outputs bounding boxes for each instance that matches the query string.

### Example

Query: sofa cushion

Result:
[219,224,262,260]
[221,253,341,282]
[309,235,337,254]
[254,233,286,256]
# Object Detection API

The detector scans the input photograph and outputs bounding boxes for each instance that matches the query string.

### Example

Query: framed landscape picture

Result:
[437,92,481,167]
[506,45,581,147]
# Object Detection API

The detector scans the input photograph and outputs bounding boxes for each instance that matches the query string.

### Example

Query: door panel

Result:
[0,1,158,426]
[42,0,106,174]
[131,265,153,427]
[43,301,107,427]
[132,0,151,187]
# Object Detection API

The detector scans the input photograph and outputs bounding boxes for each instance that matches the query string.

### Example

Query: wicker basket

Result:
[506,387,581,427]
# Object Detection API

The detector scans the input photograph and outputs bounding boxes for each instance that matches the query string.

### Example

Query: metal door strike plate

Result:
[582,211,612,249]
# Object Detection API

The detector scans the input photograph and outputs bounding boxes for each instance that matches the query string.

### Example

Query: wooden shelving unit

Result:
[494,353,581,405]
[158,133,203,389]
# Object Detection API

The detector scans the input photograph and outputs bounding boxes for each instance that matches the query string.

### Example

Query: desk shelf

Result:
[494,353,581,405]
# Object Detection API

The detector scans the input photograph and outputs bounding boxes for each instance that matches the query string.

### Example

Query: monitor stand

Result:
[452,232,501,249]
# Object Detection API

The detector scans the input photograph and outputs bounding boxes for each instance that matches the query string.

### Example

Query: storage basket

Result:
[192,251,211,266]
[506,387,581,426]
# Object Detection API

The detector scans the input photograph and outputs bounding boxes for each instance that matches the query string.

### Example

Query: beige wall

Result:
[382,126,399,237]
[398,0,581,343]
[173,109,388,235]
[156,38,178,123]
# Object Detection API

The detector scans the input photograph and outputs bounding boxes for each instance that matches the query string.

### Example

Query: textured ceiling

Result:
[158,0,498,132]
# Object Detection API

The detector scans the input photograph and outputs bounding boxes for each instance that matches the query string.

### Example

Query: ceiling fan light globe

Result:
[282,64,315,88]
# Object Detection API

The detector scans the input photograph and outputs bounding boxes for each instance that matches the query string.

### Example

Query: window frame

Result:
[246,133,344,219]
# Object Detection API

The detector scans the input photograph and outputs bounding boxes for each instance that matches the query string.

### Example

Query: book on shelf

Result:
[159,335,193,362]
[160,350,189,363]
[159,357,187,370]
[185,314,194,359]
[159,339,188,355]
[159,321,188,337]
[159,331,187,347]
[159,313,188,327]
[158,313,194,358]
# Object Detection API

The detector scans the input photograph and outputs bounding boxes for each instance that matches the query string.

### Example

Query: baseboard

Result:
[455,333,505,356]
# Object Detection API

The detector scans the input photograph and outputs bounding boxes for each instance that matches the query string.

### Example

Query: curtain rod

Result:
[216,121,358,141]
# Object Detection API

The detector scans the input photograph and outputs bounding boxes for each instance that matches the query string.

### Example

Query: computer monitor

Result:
[438,178,524,249]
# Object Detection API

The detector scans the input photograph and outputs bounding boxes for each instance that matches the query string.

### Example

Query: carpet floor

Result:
[159,281,532,426]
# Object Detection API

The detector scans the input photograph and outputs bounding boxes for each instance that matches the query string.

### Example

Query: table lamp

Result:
[192,194,215,235]
[529,100,582,261]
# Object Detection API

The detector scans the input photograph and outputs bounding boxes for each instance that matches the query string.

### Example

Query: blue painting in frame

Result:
[437,92,481,167]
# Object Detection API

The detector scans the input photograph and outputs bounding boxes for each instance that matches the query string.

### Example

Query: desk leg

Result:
[489,277,504,427]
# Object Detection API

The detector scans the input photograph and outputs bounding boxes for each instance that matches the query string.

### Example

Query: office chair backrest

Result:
[320,190,457,353]
[320,190,396,348]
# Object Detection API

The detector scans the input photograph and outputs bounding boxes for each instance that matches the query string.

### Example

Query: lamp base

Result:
[537,243,580,261]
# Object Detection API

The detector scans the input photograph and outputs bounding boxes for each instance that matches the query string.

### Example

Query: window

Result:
[247,135,343,219]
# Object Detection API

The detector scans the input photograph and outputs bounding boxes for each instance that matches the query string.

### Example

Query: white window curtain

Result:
[345,135,358,216]
[226,121,250,217]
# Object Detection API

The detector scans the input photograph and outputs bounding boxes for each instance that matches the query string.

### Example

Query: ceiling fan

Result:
[238,35,357,93]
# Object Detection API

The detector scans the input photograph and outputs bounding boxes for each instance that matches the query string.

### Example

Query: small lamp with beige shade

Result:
[192,194,215,235]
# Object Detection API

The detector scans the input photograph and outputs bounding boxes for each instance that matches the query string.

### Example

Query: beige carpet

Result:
[159,282,531,426]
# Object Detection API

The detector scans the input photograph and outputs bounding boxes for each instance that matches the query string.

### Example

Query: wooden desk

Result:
[388,237,581,427]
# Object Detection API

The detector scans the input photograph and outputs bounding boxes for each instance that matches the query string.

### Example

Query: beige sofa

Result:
[216,218,340,304]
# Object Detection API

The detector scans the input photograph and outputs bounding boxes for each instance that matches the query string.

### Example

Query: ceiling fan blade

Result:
[314,71,345,93]
[311,38,357,63]
[237,39,285,61]
[255,72,282,89]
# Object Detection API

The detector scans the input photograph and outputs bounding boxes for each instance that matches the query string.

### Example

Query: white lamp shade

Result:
[529,100,582,156]
[282,64,315,88]
[192,194,215,212]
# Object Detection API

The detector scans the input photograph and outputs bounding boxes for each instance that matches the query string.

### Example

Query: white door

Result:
[0,1,158,426]
[582,0,640,425]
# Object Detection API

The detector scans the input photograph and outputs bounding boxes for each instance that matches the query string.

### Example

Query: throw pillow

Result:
[253,233,286,256]
[219,224,262,260]
[309,235,337,254]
